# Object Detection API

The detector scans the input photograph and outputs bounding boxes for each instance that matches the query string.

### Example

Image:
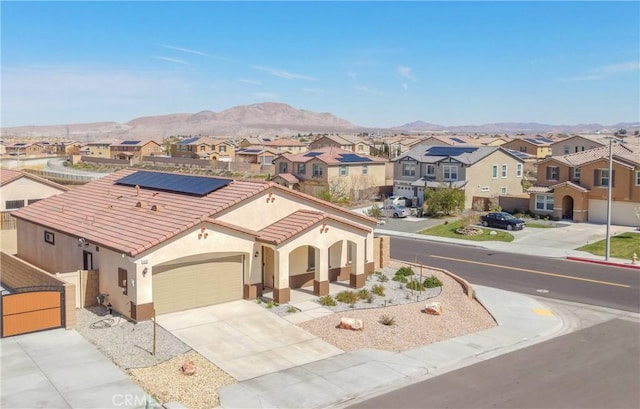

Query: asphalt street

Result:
[350,318,640,409]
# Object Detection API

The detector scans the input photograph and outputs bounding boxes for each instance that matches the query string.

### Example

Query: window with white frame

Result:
[362,164,368,175]
[516,163,523,177]
[339,165,348,176]
[357,145,364,151]
[636,170,640,186]
[312,164,323,177]
[219,145,227,152]
[426,164,435,177]
[278,162,288,173]
[563,145,570,154]
[492,165,498,179]
[546,166,559,181]
[481,186,490,192]
[307,247,315,270]
[402,163,416,177]
[297,163,305,174]
[500,187,507,195]
[501,164,507,178]
[443,165,458,181]
[535,194,554,211]
[594,169,614,187]
[573,167,581,181]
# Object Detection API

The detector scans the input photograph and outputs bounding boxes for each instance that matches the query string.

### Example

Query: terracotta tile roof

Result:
[257,209,371,245]
[1,169,69,191]
[263,139,307,147]
[12,168,269,256]
[281,147,386,165]
[527,186,552,193]
[540,143,640,167]
[274,173,300,183]
[549,181,589,192]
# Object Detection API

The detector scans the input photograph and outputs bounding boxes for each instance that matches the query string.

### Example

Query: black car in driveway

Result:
[480,212,526,231]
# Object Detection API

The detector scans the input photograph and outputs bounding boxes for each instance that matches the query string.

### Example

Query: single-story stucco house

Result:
[11,168,378,320]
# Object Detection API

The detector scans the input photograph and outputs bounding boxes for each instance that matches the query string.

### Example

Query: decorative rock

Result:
[180,360,196,376]
[339,317,364,331]
[489,230,497,235]
[424,302,443,315]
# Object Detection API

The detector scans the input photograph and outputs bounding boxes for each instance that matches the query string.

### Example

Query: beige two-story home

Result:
[392,145,525,209]
[86,139,117,157]
[528,143,640,226]
[501,136,553,159]
[272,147,387,199]
[110,140,162,161]
[12,169,378,320]
[170,136,235,161]
[309,135,372,155]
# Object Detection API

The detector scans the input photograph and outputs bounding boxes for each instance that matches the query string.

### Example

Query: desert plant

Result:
[379,315,396,326]
[424,275,443,288]
[395,266,414,277]
[372,284,386,296]
[406,280,425,291]
[287,306,298,313]
[335,290,360,304]
[377,274,389,282]
[367,204,383,219]
[266,300,275,309]
[255,298,263,304]
[358,288,371,300]
[392,275,408,283]
[319,295,337,306]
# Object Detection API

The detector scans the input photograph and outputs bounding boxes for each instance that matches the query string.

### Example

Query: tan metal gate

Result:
[1,287,64,337]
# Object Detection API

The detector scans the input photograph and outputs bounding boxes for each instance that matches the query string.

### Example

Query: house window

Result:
[636,171,640,186]
[118,268,128,295]
[44,231,55,245]
[200,145,206,151]
[519,146,527,152]
[339,165,348,176]
[563,145,570,154]
[594,169,614,187]
[443,165,458,181]
[575,146,585,152]
[573,168,581,181]
[402,163,416,177]
[307,247,315,270]
[347,242,353,263]
[481,186,490,192]
[357,145,364,152]
[27,199,41,205]
[5,200,24,210]
[501,164,507,178]
[279,162,288,173]
[312,164,323,177]
[516,164,523,178]
[297,163,305,174]
[546,166,559,181]
[426,164,435,177]
[492,165,498,179]
[535,194,554,211]
[500,187,507,195]
[362,165,368,175]
[219,145,227,153]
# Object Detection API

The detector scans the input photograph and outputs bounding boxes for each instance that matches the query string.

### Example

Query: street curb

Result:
[566,256,640,270]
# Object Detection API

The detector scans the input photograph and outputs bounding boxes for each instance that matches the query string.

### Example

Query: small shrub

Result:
[287,306,298,314]
[367,204,383,219]
[392,275,408,283]
[319,295,337,306]
[406,280,425,291]
[366,294,374,304]
[255,298,263,304]
[379,315,396,326]
[424,275,443,288]
[266,301,275,309]
[395,266,414,277]
[377,274,389,283]
[336,290,359,304]
[358,288,371,300]
[372,284,386,296]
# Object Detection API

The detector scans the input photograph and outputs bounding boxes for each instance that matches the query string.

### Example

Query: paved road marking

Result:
[429,255,630,288]
[533,308,554,316]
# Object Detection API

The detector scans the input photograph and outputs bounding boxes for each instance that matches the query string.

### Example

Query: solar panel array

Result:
[524,138,542,145]
[505,149,529,158]
[426,146,478,157]
[177,137,200,145]
[450,137,466,143]
[121,141,141,145]
[537,137,554,143]
[337,154,372,163]
[116,171,232,196]
[304,152,323,157]
[240,149,261,153]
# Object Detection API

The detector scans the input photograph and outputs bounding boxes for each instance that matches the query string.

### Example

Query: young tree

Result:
[423,185,465,216]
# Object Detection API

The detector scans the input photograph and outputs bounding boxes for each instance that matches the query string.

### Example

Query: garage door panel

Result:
[153,256,243,315]
[589,200,639,226]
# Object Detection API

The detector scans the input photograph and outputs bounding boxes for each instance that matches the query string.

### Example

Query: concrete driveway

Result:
[155,300,343,381]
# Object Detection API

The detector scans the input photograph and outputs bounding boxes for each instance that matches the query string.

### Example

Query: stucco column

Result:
[314,246,329,296]
[350,238,366,289]
[273,249,290,304]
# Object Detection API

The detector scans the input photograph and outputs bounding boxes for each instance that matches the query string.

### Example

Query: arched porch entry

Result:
[561,195,574,220]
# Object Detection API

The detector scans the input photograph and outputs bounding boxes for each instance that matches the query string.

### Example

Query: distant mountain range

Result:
[1,102,638,141]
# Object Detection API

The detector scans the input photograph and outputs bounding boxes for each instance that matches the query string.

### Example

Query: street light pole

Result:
[604,137,613,261]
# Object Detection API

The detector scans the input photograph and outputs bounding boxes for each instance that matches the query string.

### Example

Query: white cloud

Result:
[302,88,325,94]
[154,56,190,66]
[397,65,416,81]
[252,65,318,81]
[353,85,383,96]
[160,45,210,57]
[239,78,261,85]
[402,82,408,91]
[600,61,640,73]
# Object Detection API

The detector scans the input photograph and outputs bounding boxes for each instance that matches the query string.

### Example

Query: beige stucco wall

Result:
[326,163,386,191]
[465,151,524,208]
[1,178,67,211]
[87,145,111,157]
[551,137,602,156]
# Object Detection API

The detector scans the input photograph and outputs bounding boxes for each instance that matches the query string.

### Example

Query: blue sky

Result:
[2,1,639,128]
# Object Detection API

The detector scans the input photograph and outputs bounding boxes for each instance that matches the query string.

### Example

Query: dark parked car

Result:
[480,212,525,231]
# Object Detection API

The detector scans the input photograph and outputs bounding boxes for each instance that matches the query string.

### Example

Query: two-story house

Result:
[272,147,387,199]
[528,143,640,226]
[501,136,553,158]
[392,145,525,209]
[170,137,235,161]
[5,142,46,157]
[309,135,372,155]
[110,140,162,162]
[235,147,285,165]
[85,139,117,157]
[550,134,608,156]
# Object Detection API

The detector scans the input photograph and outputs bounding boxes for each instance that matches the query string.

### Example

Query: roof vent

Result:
[151,204,158,212]
[136,201,142,208]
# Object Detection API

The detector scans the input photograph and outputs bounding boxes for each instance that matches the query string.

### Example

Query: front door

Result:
[262,247,274,289]
[83,251,93,270]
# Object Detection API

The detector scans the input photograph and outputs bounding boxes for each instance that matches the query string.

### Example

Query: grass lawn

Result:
[576,232,640,260]
[419,220,514,242]
[524,222,554,228]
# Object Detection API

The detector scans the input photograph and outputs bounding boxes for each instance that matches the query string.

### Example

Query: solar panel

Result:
[116,171,232,196]
[177,137,200,145]
[426,146,478,157]
[537,137,554,143]
[304,152,323,157]
[450,137,466,143]
[337,154,372,163]
[121,140,141,145]
[241,149,261,153]
[505,149,529,158]
[524,138,541,145]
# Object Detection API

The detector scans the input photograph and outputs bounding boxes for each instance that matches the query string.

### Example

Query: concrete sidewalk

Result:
[218,285,564,409]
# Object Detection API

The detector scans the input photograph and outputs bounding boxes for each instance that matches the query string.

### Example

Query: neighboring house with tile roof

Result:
[11,168,378,320]
[235,147,284,165]
[527,143,640,226]
[309,135,372,155]
[392,145,525,209]
[5,142,47,157]
[272,147,387,199]
[110,140,162,162]
[86,139,118,157]
[170,136,235,161]
[501,136,553,158]
[550,134,614,156]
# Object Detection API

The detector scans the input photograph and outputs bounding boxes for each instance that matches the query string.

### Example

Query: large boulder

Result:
[424,302,443,315]
[338,317,364,331]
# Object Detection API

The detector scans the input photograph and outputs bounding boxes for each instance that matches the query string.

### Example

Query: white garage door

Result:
[588,200,640,227]
[152,255,243,315]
